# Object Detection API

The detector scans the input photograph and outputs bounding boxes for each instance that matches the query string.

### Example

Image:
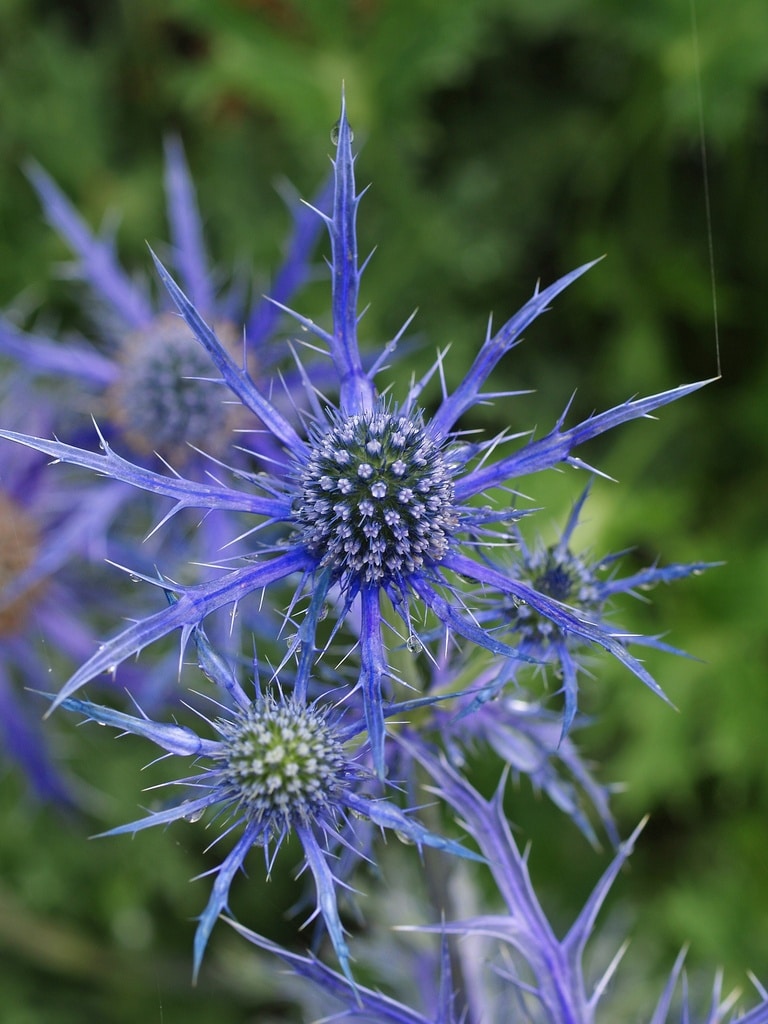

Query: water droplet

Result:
[330,119,354,145]
[183,806,205,823]
[129,574,141,583]
[406,634,423,654]
[394,829,415,846]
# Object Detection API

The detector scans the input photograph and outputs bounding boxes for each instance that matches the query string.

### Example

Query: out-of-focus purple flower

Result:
[397,739,768,1024]
[227,889,768,1024]
[1,141,327,470]
[0,397,125,803]
[0,138,333,659]
[448,688,618,847]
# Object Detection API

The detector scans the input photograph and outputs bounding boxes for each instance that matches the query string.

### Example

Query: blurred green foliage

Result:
[1,0,766,1019]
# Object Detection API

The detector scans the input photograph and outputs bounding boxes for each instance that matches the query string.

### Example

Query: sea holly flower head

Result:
[0,91,712,778]
[502,484,714,653]
[294,406,460,586]
[463,483,718,735]
[51,627,481,983]
[105,313,246,463]
[216,691,349,832]
[0,140,327,469]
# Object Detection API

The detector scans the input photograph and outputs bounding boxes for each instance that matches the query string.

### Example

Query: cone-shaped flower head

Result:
[295,407,459,586]
[107,314,245,462]
[216,691,348,831]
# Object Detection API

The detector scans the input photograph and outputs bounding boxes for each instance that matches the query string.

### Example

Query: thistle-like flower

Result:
[0,139,327,470]
[0,93,711,775]
[0,397,126,802]
[462,483,717,735]
[52,628,480,982]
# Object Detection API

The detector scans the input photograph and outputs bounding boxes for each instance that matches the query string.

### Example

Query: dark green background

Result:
[1,0,766,1020]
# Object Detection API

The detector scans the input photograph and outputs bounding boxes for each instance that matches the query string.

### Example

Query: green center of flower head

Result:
[0,492,41,636]
[109,314,238,461]
[219,697,348,830]
[294,407,459,584]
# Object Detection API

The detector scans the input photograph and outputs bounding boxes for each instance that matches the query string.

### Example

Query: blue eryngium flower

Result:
[0,94,712,775]
[0,139,327,468]
[51,629,480,982]
[464,483,717,736]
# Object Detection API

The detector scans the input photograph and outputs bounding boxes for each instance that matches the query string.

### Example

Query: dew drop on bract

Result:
[330,119,354,145]
[286,633,302,654]
[394,829,415,846]
[183,805,205,823]
[406,634,423,654]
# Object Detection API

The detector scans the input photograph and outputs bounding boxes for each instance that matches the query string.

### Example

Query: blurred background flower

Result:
[0,0,765,1020]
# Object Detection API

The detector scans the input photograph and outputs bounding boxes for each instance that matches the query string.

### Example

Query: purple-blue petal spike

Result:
[150,250,308,454]
[163,136,215,314]
[431,260,601,439]
[456,379,714,500]
[25,161,154,328]
[49,549,313,711]
[328,92,375,415]
[193,821,262,983]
